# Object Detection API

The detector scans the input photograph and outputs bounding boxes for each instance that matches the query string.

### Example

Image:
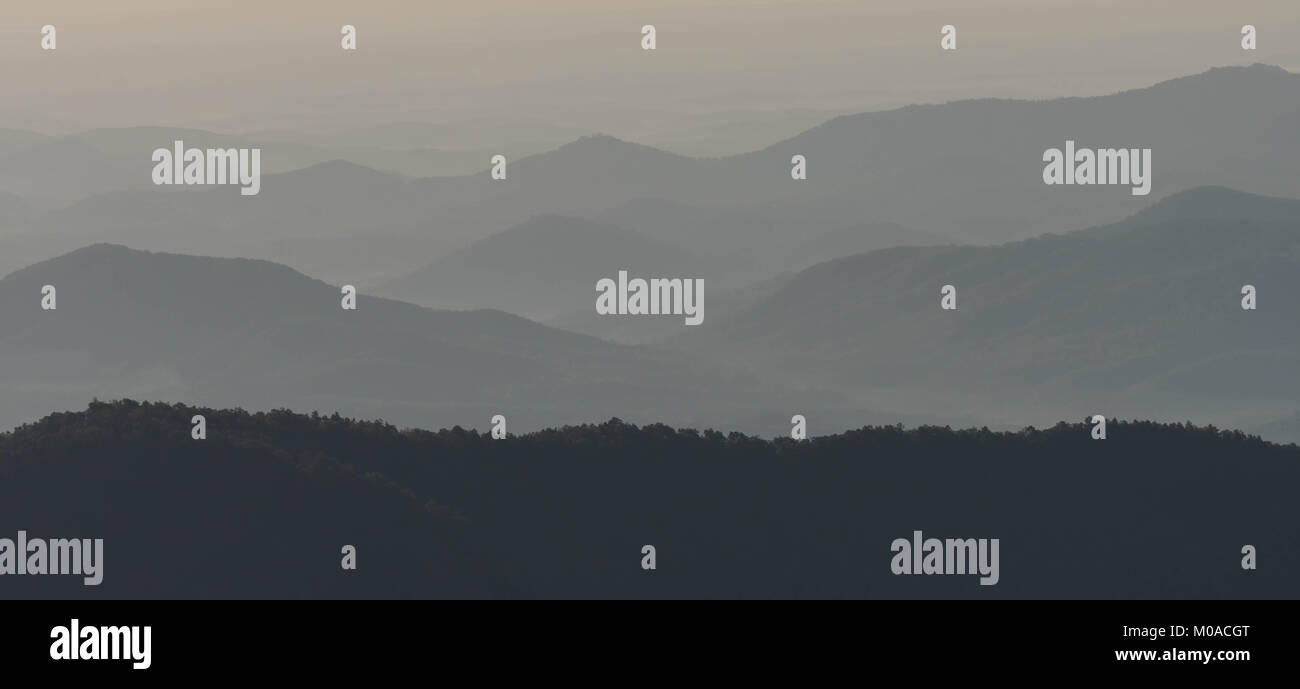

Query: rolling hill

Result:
[0,400,501,599]
[375,214,709,320]
[4,401,1296,599]
[5,65,1295,295]
[667,186,1300,432]
[0,243,850,434]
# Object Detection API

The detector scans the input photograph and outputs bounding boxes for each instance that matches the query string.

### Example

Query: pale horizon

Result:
[3,0,1296,146]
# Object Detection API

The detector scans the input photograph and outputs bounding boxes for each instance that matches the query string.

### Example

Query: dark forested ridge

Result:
[1,400,1296,599]
[0,400,507,599]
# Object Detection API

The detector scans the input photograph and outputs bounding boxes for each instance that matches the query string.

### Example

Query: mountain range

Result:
[374,214,708,321]
[1,65,1298,441]
[667,186,1300,432]
[0,243,866,434]
[4,401,1295,599]
[1,64,1296,291]
[4,184,1299,442]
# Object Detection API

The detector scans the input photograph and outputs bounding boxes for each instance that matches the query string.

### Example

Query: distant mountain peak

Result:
[1213,62,1291,75]
[549,134,690,161]
[285,158,397,179]
[787,63,1296,145]
[3,242,314,286]
[1121,186,1300,228]
[80,241,133,250]
[57,242,138,259]
[1125,62,1296,96]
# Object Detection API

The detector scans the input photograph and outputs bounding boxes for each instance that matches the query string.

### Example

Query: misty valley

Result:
[0,43,1297,609]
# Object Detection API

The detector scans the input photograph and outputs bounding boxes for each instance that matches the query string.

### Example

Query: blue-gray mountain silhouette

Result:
[2,65,1295,290]
[669,186,1300,435]
[375,214,706,320]
[0,243,853,433]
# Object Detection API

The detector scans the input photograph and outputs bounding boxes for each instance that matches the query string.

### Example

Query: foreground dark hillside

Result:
[0,401,505,599]
[2,400,1296,599]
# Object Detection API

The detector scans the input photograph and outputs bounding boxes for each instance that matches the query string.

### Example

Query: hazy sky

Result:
[3,0,1297,138]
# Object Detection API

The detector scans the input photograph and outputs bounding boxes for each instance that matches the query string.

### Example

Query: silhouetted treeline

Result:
[2,400,1297,599]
